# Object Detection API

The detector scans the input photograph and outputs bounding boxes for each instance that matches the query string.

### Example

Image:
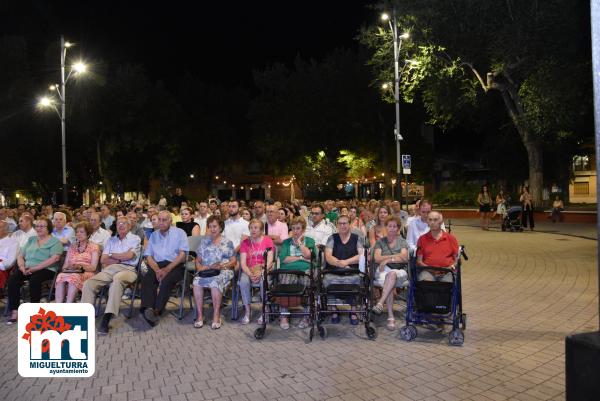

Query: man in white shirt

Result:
[81,216,141,335]
[193,201,210,236]
[223,200,250,252]
[406,199,445,254]
[0,221,18,292]
[89,212,111,250]
[305,204,336,247]
[10,213,36,248]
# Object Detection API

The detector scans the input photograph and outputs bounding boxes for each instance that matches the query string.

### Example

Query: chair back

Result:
[186,235,205,271]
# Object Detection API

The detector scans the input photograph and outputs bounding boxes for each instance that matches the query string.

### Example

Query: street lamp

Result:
[37,35,87,205]
[382,9,409,207]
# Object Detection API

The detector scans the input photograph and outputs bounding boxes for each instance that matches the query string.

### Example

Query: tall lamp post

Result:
[37,35,87,205]
[381,10,409,206]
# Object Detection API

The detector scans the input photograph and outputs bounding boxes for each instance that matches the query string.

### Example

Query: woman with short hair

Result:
[176,207,201,236]
[192,216,236,329]
[6,218,63,324]
[55,221,100,303]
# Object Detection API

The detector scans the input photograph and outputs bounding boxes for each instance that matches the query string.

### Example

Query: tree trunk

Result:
[524,140,544,207]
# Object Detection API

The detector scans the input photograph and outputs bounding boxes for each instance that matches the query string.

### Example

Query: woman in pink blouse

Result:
[55,222,100,303]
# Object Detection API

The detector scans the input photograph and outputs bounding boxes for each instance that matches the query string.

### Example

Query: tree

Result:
[337,149,377,181]
[289,151,346,200]
[360,0,593,205]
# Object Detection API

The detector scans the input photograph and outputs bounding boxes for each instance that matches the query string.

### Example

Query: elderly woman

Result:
[324,215,365,324]
[368,205,391,248]
[193,216,236,329]
[277,216,316,329]
[371,216,409,330]
[55,221,100,303]
[52,211,75,251]
[176,207,200,236]
[6,218,63,324]
[239,219,274,325]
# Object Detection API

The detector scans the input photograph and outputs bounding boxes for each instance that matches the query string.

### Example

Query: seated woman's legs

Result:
[238,272,252,319]
[66,283,79,303]
[192,285,204,323]
[211,287,223,324]
[54,281,67,303]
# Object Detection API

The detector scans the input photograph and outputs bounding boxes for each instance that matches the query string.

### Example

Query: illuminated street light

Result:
[36,35,88,205]
[381,13,389,21]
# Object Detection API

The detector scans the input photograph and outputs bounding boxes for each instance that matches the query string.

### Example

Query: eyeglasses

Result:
[310,212,322,215]
[34,225,47,229]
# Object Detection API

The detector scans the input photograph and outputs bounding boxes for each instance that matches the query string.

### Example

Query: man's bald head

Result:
[427,211,444,232]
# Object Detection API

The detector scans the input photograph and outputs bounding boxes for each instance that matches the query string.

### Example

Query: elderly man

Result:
[0,221,19,292]
[81,216,141,334]
[140,211,189,327]
[406,199,445,254]
[223,200,249,252]
[305,204,336,247]
[126,211,146,244]
[10,213,36,248]
[89,212,111,250]
[52,211,75,251]
[265,204,289,245]
[416,211,458,282]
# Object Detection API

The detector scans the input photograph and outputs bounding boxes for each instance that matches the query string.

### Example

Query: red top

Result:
[416,231,458,267]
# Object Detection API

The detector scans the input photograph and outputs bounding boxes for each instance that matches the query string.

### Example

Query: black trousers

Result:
[8,268,55,311]
[522,204,535,229]
[140,261,184,312]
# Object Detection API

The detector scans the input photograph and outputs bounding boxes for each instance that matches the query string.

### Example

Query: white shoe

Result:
[240,314,250,325]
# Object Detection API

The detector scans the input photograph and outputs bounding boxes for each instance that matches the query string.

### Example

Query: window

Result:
[573,182,589,195]
[573,156,591,172]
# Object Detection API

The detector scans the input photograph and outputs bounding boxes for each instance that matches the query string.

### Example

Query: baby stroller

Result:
[400,246,468,346]
[315,247,377,340]
[254,249,317,341]
[502,205,523,232]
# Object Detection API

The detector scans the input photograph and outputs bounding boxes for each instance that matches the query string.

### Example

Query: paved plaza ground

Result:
[0,224,597,401]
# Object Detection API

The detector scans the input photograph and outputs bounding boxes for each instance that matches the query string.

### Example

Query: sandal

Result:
[386,318,396,331]
[372,303,384,315]
[211,319,222,330]
[257,315,265,325]
[350,314,359,325]
[280,317,290,330]
[193,320,204,329]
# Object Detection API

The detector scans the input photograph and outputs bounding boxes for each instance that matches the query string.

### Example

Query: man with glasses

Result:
[81,216,141,335]
[305,204,336,247]
[140,211,189,327]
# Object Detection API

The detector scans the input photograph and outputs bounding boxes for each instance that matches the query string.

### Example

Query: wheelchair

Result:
[400,245,468,346]
[254,248,317,341]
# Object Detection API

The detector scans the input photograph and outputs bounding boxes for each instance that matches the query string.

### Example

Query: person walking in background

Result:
[551,196,564,223]
[520,186,535,230]
[477,185,492,230]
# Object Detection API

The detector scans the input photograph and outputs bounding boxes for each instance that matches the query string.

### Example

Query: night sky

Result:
[1,1,379,88]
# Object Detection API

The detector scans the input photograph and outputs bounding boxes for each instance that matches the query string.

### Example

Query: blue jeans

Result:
[238,272,263,306]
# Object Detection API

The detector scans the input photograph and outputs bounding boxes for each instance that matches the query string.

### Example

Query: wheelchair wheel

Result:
[448,329,464,346]
[461,313,467,330]
[318,325,327,339]
[254,327,265,340]
[400,325,417,341]
[366,323,377,340]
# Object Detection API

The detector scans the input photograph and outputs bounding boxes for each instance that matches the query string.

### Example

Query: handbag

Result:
[196,268,220,278]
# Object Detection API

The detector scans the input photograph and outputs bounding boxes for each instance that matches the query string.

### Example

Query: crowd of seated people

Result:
[0,193,460,334]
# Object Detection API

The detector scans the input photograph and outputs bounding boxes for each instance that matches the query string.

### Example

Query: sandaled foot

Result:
[240,314,250,325]
[194,320,204,328]
[386,318,396,331]
[280,317,289,330]
[211,319,222,330]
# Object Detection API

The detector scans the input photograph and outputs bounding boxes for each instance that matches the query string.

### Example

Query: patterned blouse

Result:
[196,235,235,266]
[66,241,99,268]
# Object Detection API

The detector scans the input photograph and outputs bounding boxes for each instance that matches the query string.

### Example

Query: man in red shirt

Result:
[416,211,458,282]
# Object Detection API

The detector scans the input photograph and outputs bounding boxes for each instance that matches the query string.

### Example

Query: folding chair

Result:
[169,235,204,320]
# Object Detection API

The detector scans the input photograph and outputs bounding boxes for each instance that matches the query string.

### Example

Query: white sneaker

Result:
[240,315,250,325]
